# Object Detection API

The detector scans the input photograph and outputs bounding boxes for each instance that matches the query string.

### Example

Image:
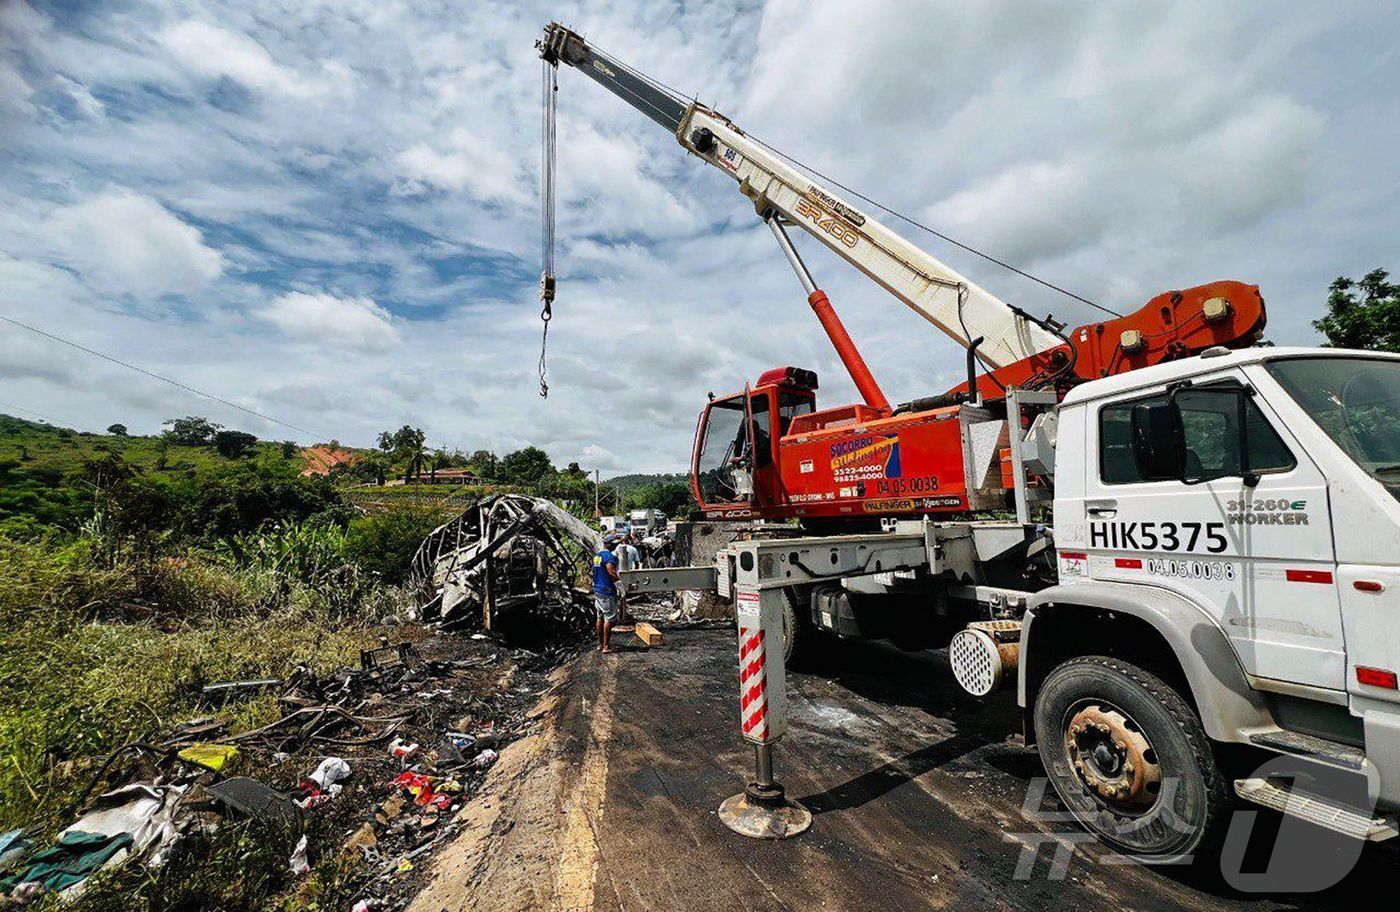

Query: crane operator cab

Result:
[692,367,817,517]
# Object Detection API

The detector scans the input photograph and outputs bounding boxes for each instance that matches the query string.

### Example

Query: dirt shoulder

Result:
[407,655,612,912]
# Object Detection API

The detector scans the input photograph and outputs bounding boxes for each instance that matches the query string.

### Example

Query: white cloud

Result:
[928,160,1109,265]
[52,74,104,119]
[394,130,529,204]
[0,61,35,114]
[157,20,350,100]
[43,190,224,297]
[580,443,624,472]
[255,290,399,353]
[0,333,78,385]
[0,0,1392,475]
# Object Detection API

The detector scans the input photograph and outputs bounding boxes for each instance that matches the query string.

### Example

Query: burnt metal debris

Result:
[6,629,568,908]
[411,494,600,638]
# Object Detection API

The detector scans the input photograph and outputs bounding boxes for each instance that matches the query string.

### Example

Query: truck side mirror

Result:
[1169,385,1259,487]
[1130,402,1185,481]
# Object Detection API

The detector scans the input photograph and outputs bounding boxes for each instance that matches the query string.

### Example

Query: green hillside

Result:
[0,414,325,537]
[605,472,688,492]
[0,414,296,474]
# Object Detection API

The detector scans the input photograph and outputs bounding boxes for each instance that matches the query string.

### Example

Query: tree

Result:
[1314,269,1400,353]
[81,451,139,492]
[180,462,345,540]
[378,425,427,483]
[163,416,221,446]
[627,480,693,516]
[564,461,588,479]
[106,423,128,437]
[214,429,259,459]
[468,449,499,480]
[280,440,298,459]
[349,453,390,486]
[344,507,445,584]
[501,446,554,485]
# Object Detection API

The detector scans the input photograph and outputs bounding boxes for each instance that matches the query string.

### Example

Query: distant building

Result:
[410,468,479,485]
[300,447,360,477]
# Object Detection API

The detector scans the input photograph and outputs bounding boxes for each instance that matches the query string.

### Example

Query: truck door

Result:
[1082,374,1345,691]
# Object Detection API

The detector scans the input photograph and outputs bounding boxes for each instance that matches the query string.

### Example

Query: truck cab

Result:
[690,367,817,519]
[1024,346,1400,856]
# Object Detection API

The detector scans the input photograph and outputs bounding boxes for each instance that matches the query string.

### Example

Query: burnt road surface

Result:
[555,628,1400,911]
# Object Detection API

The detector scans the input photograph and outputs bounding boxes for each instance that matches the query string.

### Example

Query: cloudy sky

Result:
[1,1,1397,473]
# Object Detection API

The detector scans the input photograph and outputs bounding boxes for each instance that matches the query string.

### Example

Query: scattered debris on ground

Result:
[410,494,599,641]
[0,628,576,909]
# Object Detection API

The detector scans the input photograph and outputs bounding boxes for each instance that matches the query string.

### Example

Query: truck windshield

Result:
[695,396,747,503]
[1266,357,1400,497]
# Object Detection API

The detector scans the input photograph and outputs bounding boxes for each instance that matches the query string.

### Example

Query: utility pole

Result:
[594,468,600,517]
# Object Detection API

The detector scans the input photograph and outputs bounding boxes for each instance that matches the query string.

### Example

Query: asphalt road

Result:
[556,627,1400,911]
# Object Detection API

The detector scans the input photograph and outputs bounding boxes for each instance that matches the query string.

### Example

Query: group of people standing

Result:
[591,533,640,653]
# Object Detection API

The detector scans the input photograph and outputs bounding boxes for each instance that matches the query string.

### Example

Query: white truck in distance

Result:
[627,509,668,537]
[627,347,1400,858]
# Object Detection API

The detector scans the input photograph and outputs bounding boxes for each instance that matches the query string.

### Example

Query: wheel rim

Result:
[1062,702,1162,814]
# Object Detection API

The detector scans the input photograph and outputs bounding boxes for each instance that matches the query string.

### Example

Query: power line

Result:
[0,313,326,439]
[742,134,1123,319]
[0,398,87,431]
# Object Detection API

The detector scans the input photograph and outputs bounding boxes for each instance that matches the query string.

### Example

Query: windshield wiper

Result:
[1370,463,1400,477]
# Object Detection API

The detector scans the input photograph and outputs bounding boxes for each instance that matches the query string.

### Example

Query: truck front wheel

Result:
[1033,656,1229,859]
[781,586,826,668]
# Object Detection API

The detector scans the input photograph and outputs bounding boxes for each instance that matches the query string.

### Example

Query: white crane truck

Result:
[539,23,1400,859]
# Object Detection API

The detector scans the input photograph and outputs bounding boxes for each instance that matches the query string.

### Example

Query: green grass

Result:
[0,415,297,476]
[0,416,458,907]
[0,534,403,836]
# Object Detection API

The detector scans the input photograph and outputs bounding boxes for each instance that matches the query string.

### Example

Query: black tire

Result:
[780,586,828,668]
[1033,655,1230,859]
[780,588,800,665]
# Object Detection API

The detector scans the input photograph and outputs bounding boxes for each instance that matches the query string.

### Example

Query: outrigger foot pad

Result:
[719,782,812,839]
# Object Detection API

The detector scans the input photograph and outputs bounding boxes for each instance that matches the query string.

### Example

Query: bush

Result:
[344,507,443,585]
[176,462,346,541]
[213,430,258,459]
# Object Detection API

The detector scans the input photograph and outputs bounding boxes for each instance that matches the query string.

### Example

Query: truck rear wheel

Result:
[1033,656,1229,859]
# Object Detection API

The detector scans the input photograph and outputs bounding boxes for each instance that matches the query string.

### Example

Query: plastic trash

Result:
[471,748,498,769]
[389,738,420,760]
[176,743,240,773]
[288,835,310,875]
[0,828,27,874]
[308,757,351,790]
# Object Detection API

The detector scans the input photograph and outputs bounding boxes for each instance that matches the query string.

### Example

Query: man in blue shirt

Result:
[592,537,621,653]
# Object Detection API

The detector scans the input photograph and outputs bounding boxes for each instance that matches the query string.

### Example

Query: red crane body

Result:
[691,280,1265,522]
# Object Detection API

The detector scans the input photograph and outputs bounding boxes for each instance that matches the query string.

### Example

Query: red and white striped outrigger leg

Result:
[733,585,786,745]
[718,576,810,838]
[739,626,769,741]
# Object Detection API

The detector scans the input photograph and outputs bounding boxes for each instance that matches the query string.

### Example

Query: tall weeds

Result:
[0,516,413,833]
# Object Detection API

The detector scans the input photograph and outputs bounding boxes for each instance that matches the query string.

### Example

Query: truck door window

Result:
[1100,387,1294,484]
[749,392,772,464]
[696,397,748,502]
